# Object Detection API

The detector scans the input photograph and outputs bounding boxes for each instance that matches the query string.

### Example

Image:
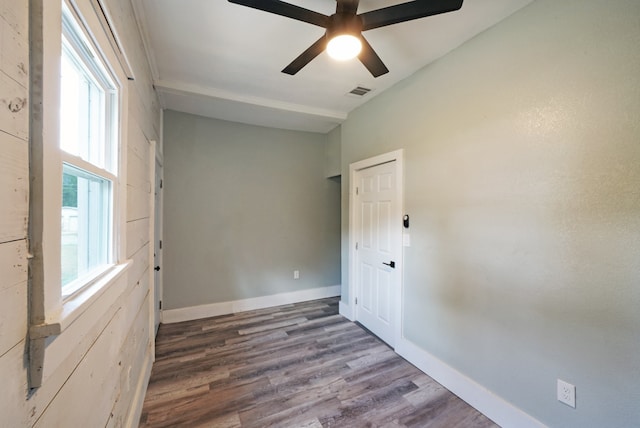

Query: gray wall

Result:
[325,125,341,178]
[340,0,639,427]
[163,111,341,310]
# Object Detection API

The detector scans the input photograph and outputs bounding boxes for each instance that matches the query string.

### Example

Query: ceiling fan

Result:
[227,0,464,77]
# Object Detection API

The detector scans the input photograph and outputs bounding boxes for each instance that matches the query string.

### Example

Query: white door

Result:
[354,160,401,347]
[153,157,163,334]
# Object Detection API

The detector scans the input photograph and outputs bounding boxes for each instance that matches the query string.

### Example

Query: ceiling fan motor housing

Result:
[326,13,363,40]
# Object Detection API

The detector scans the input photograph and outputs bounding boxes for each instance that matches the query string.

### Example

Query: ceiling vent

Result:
[348,86,372,97]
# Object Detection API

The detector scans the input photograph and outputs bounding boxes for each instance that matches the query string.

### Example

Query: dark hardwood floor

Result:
[139,297,498,428]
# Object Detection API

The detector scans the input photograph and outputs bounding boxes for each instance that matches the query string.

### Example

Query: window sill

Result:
[30,259,132,340]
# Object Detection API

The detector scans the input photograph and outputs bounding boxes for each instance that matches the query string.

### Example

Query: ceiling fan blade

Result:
[360,0,463,31]
[228,0,330,28]
[336,0,360,15]
[358,36,389,77]
[282,36,328,75]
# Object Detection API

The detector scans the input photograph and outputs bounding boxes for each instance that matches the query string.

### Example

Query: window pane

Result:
[61,164,112,292]
[60,41,107,169]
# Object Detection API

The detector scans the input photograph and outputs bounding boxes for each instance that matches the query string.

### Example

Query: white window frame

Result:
[29,0,130,385]
[59,2,120,297]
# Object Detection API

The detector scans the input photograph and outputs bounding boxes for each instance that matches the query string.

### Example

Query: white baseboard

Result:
[162,285,342,324]
[396,338,545,428]
[339,300,354,321]
[124,345,153,428]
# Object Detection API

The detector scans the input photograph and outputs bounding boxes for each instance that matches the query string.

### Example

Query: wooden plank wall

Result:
[0,1,30,426]
[0,0,161,425]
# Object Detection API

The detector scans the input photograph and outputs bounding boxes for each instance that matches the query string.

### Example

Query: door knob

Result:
[154,266,161,271]
[382,261,395,268]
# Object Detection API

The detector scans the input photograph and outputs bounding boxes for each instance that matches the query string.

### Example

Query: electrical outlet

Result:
[293,270,300,279]
[557,379,576,408]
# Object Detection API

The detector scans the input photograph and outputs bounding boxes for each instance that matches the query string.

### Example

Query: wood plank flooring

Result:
[139,297,498,428]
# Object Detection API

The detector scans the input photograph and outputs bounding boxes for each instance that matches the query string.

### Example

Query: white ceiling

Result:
[132,0,534,133]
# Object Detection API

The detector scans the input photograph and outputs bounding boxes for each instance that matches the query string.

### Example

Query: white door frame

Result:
[348,149,404,347]
[148,139,163,341]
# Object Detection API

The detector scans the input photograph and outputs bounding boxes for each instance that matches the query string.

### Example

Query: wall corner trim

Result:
[338,300,354,321]
[162,285,342,324]
[396,338,545,428]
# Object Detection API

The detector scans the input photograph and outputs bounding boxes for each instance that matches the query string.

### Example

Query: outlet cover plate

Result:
[557,379,576,408]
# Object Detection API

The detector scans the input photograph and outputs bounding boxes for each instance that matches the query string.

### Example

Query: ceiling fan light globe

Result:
[327,34,362,61]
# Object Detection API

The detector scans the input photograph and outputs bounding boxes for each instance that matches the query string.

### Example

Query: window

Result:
[28,0,133,388]
[59,2,119,296]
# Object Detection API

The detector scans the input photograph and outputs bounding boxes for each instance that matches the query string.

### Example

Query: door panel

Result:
[378,200,392,253]
[362,202,373,248]
[360,263,374,312]
[377,268,391,322]
[355,160,400,346]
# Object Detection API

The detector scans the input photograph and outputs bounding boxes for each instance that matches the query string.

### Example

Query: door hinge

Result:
[159,240,162,249]
[356,186,359,195]
[355,242,358,250]
[160,179,163,189]
[159,300,162,310]
[355,297,358,305]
